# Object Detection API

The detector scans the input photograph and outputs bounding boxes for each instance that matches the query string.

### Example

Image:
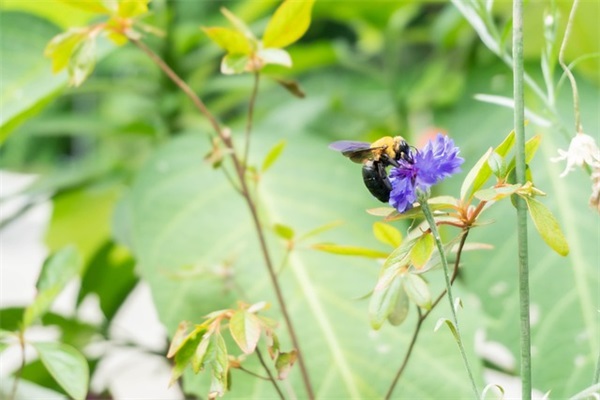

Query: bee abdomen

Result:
[362,161,391,203]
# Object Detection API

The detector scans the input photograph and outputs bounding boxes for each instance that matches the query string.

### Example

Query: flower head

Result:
[389,133,464,213]
[551,133,600,177]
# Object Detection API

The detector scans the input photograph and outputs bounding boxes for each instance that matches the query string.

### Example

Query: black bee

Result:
[329,136,413,202]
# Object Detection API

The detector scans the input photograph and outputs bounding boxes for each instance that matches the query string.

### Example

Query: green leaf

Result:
[506,134,542,177]
[523,196,569,256]
[297,220,343,241]
[167,321,193,358]
[220,54,249,75]
[44,28,89,74]
[410,233,434,269]
[369,275,403,330]
[384,196,458,222]
[312,243,388,258]
[273,223,294,240]
[257,48,292,67]
[23,246,82,328]
[117,0,149,18]
[473,184,521,202]
[208,332,228,397]
[32,342,89,400]
[192,331,211,373]
[275,350,297,380]
[229,310,261,354]
[486,152,505,178]
[387,284,410,326]
[372,222,402,248]
[434,318,459,341]
[170,327,204,385]
[460,147,493,201]
[261,140,287,172]
[67,36,96,87]
[402,273,431,310]
[220,7,255,40]
[262,0,315,48]
[57,0,114,14]
[202,27,252,55]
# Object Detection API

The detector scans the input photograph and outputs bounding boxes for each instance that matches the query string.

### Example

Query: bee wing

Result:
[329,140,378,163]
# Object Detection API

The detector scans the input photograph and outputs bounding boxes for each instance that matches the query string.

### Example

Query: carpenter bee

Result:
[329,136,413,203]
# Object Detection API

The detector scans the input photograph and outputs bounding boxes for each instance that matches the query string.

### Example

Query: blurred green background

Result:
[1,0,598,399]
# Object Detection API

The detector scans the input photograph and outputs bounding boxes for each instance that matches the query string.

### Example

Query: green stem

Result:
[595,350,600,384]
[243,72,260,170]
[558,0,583,133]
[9,330,26,400]
[420,202,479,399]
[512,1,532,399]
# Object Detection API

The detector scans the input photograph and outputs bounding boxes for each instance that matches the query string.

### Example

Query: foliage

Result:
[1,0,598,399]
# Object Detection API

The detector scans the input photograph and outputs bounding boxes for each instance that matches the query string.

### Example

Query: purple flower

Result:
[389,133,464,213]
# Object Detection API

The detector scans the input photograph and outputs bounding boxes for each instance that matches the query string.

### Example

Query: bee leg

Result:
[382,154,400,167]
[377,161,392,190]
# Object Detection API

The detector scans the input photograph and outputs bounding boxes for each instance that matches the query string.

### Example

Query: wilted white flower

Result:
[551,133,600,177]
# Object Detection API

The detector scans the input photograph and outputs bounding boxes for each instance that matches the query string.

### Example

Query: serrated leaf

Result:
[44,28,89,73]
[312,243,388,258]
[273,223,294,240]
[229,310,261,354]
[257,48,292,67]
[410,233,434,269]
[203,27,252,55]
[68,36,96,87]
[167,321,192,358]
[208,332,228,397]
[372,222,402,248]
[261,140,286,172]
[402,273,431,310]
[220,54,249,75]
[117,0,149,18]
[23,246,82,328]
[275,350,297,380]
[169,328,203,386]
[263,0,315,48]
[274,78,306,98]
[192,331,211,373]
[369,275,403,330]
[523,196,569,256]
[32,342,89,400]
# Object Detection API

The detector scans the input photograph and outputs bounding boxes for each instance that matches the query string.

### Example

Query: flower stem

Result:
[558,0,583,134]
[420,202,479,399]
[129,37,314,399]
[512,1,532,399]
[243,72,260,170]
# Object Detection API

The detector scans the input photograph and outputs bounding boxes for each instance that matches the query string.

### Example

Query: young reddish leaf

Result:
[33,342,89,400]
[261,140,286,172]
[221,54,249,75]
[387,284,410,326]
[402,273,431,310]
[257,48,292,68]
[273,223,294,240]
[312,243,388,258]
[263,0,316,49]
[68,37,97,87]
[58,0,115,14]
[229,310,261,354]
[274,78,306,98]
[44,28,89,73]
[275,350,297,380]
[373,222,402,248]
[117,0,149,18]
[202,27,252,55]
[369,275,403,330]
[410,233,434,269]
[523,196,569,256]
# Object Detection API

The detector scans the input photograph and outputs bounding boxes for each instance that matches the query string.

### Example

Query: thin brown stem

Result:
[558,0,582,133]
[130,37,314,399]
[385,229,469,399]
[243,72,261,170]
[255,347,285,399]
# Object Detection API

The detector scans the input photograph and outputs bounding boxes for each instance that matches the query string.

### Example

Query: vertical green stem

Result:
[512,1,532,399]
[420,202,479,399]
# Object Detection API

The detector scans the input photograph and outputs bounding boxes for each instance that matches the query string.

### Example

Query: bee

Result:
[329,136,413,202]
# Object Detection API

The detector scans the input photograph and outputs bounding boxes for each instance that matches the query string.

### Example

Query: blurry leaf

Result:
[410,233,434,269]
[207,332,228,397]
[266,330,280,360]
[372,222,402,248]
[481,383,505,400]
[275,350,297,380]
[387,284,410,326]
[369,275,403,330]
[0,308,24,332]
[170,327,204,385]
[434,318,459,342]
[263,0,315,48]
[258,48,292,68]
[192,331,211,373]
[44,28,89,74]
[523,196,569,256]
[117,0,149,18]
[220,7,255,40]
[229,310,261,354]
[473,94,551,127]
[366,207,395,217]
[0,376,69,400]
[273,223,294,240]
[167,321,192,358]
[202,27,252,55]
[67,36,96,87]
[297,220,343,241]
[402,273,431,310]
[40,313,98,350]
[274,78,306,98]
[32,342,89,400]
[221,54,249,75]
[460,147,493,202]
[486,152,505,178]
[384,196,458,222]
[247,301,269,314]
[506,134,542,176]
[23,246,82,328]
[57,0,114,14]
[261,140,286,172]
[474,184,521,202]
[312,243,387,258]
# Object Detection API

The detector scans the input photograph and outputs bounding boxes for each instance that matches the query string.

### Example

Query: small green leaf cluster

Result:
[166,301,294,398]
[203,0,315,75]
[0,246,89,400]
[44,0,150,86]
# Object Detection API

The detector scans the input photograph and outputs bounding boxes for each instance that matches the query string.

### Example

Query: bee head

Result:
[392,136,412,162]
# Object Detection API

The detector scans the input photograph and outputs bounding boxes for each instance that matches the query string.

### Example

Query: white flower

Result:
[551,133,600,177]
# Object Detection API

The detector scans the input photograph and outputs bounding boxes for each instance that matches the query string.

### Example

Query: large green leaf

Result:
[123,132,484,398]
[32,342,89,400]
